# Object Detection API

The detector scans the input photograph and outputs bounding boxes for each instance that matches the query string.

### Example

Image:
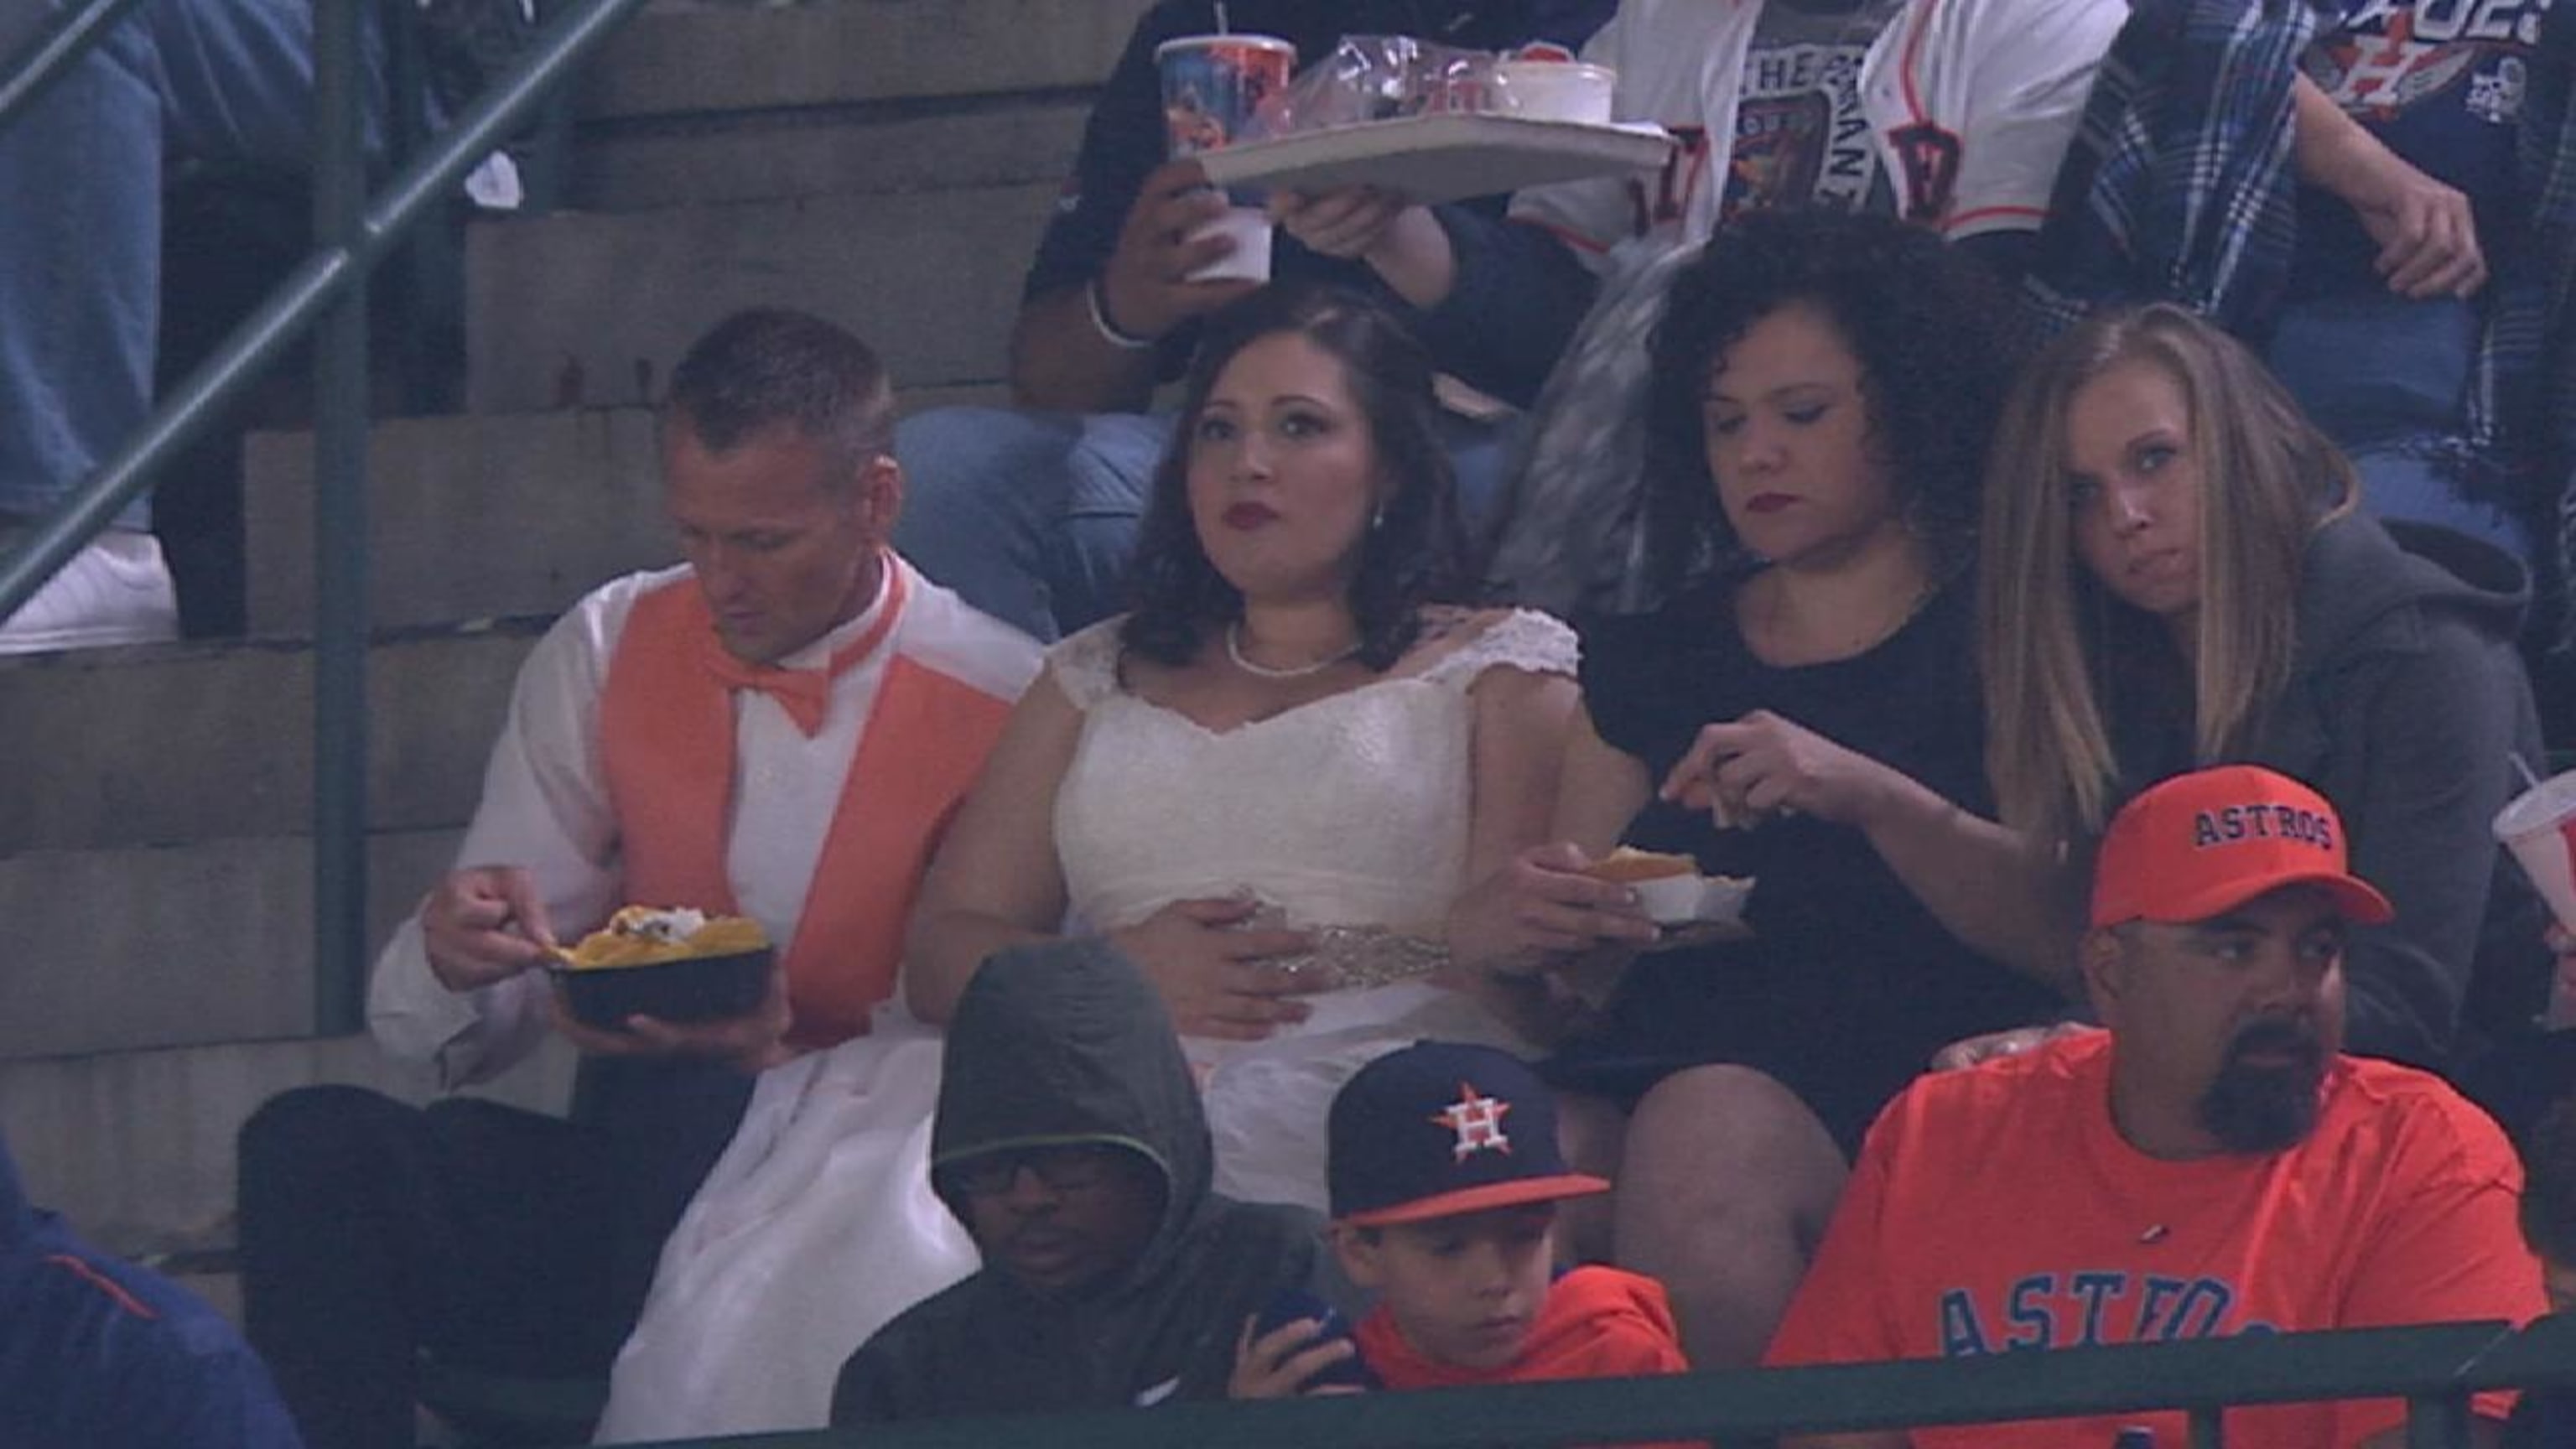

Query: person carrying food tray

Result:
[891,1,1617,644]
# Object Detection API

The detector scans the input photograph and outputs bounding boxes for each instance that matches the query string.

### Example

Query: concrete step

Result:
[0,828,462,1060]
[0,624,540,854]
[553,0,1150,211]
[575,0,1154,122]
[465,182,1054,413]
[567,98,1092,211]
[244,411,670,636]
[242,382,1004,635]
[2,1031,575,1262]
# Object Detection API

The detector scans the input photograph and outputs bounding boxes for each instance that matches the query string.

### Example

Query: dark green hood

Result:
[834,938,1332,1426]
[930,937,1213,1276]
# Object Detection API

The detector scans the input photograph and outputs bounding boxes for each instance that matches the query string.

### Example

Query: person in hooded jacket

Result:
[1933,303,2551,1074]
[829,937,1345,1424]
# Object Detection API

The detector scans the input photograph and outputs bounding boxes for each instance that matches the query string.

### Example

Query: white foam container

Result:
[1493,61,1617,125]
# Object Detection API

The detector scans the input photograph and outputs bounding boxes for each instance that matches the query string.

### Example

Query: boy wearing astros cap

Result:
[1232,1041,1688,1400]
[1767,766,2546,1449]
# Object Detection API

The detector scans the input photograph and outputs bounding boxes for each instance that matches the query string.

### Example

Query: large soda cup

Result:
[1156,34,1294,283]
[2495,768,2576,934]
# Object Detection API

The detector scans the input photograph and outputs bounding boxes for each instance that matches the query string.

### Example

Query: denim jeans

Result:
[893,404,1524,641]
[0,0,387,530]
[2266,293,2533,564]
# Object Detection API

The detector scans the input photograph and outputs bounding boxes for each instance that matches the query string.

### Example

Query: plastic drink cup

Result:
[1493,60,1618,124]
[1155,34,1293,283]
[1154,34,1294,159]
[2494,768,2576,933]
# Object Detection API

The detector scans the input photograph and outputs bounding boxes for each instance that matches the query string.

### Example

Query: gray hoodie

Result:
[831,938,1333,1425]
[2257,515,2553,1066]
[2112,512,2553,1065]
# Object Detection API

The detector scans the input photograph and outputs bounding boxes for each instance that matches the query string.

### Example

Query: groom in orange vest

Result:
[237,308,1041,1449]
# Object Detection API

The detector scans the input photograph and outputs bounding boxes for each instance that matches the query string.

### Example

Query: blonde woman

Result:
[1979,303,2550,1068]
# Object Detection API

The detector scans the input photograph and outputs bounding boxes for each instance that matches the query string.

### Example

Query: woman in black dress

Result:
[1450,209,2063,1366]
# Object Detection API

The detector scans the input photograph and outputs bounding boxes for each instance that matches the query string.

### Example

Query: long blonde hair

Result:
[1981,304,2359,848]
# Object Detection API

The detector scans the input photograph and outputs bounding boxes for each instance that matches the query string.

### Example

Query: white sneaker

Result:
[0,526,181,655]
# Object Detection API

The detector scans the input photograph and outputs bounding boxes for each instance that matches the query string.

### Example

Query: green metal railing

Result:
[0,0,648,1032]
[601,1317,2576,1449]
[0,0,148,135]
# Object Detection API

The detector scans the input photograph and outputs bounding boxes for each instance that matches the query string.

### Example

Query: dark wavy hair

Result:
[1639,207,2018,595]
[1122,283,1474,670]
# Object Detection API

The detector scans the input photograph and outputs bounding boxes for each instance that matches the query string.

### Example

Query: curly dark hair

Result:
[1640,207,2019,594]
[1122,283,1475,670]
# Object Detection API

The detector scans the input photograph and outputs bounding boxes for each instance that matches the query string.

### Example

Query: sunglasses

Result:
[943,1143,1137,1199]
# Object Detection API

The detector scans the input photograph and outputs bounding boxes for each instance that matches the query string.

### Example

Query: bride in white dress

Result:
[595,283,1577,1441]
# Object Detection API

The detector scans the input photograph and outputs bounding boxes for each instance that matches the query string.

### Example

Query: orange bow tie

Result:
[698,562,906,737]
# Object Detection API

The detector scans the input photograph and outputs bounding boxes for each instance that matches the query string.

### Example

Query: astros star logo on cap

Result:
[1328,1042,1610,1228]
[1432,1083,1514,1161]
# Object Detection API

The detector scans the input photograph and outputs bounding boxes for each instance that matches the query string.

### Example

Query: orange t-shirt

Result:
[1766,1033,2543,1447]
[1358,1265,1693,1448]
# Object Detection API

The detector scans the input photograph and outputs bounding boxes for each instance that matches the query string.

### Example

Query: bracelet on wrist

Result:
[1085,277,1157,351]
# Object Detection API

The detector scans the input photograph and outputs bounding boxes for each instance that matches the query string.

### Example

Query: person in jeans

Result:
[891,0,1615,642]
[0,0,520,652]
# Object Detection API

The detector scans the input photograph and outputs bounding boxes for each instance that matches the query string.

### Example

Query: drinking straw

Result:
[2516,752,2546,792]
[1214,3,1229,33]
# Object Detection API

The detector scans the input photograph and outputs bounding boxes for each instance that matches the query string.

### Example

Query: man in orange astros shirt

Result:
[1767,764,2547,1448]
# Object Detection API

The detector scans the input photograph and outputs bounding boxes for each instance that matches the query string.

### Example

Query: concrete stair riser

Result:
[244,412,673,636]
[0,828,465,1059]
[465,183,1057,413]
[0,628,541,854]
[569,99,1093,211]
[1,1034,574,1261]
[576,0,1156,122]
[242,384,1007,636]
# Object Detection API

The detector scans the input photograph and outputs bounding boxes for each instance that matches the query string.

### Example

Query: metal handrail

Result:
[0,0,652,1031]
[0,0,149,138]
[608,1318,2574,1449]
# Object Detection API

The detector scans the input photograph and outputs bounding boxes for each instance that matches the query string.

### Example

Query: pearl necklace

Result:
[1225,621,1359,680]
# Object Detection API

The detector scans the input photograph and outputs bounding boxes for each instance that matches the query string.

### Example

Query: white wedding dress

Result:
[593,609,1575,1442]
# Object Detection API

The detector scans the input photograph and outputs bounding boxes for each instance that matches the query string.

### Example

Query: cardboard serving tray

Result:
[1197,113,1674,204]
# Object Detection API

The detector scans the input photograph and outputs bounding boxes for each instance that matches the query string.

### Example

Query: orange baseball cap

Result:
[2090,766,2394,929]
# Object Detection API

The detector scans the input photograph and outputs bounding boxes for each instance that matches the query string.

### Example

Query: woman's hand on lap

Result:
[1112,897,1322,1041]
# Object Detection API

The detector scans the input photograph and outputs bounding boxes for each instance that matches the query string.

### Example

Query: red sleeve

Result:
[2332,1094,2547,1443]
[1765,1101,1906,1368]
[1546,1267,1691,1379]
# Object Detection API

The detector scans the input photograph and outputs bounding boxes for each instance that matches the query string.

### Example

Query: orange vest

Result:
[596,569,1011,1047]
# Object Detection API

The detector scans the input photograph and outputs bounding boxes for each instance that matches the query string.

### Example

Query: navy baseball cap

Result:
[1328,1041,1608,1228]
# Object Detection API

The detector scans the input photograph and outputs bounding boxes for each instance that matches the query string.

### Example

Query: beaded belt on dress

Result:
[1265,924,1451,991]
